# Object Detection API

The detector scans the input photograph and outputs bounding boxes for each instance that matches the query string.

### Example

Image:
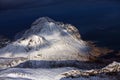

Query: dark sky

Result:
[0,0,65,10]
[0,0,120,50]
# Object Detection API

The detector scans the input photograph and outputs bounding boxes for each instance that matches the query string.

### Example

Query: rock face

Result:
[0,36,10,48]
[0,17,93,61]
[59,61,120,80]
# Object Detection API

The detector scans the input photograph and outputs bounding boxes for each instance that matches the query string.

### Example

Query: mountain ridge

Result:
[0,17,94,61]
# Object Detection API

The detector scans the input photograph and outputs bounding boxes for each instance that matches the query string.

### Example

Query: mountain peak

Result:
[0,17,94,61]
[32,17,55,26]
[23,17,81,40]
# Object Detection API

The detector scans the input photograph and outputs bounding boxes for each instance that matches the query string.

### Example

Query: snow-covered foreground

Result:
[0,67,75,80]
[0,62,120,80]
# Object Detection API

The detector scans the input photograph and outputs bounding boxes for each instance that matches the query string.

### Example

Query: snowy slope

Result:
[0,17,93,61]
[0,62,120,80]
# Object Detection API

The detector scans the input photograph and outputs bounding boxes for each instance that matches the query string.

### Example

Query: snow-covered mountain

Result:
[0,17,119,80]
[0,17,94,61]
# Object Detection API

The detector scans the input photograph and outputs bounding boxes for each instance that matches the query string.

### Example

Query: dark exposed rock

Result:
[0,35,11,48]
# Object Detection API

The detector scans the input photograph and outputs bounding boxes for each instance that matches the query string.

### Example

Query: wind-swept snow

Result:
[0,17,93,61]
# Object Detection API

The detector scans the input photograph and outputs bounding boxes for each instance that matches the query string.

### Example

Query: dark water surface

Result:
[0,0,120,50]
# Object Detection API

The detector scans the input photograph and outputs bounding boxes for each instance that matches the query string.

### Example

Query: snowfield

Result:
[0,17,119,80]
[0,62,120,80]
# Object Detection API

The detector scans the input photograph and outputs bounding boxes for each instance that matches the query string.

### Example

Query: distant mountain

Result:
[0,17,96,61]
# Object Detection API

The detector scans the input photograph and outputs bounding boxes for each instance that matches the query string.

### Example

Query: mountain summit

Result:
[0,17,95,61]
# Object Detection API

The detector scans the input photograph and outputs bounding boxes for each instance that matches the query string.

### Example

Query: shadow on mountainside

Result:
[15,60,109,70]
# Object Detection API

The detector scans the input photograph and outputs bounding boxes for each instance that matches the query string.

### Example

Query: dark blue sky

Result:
[0,0,120,49]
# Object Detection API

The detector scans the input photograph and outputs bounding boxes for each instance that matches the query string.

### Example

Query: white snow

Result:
[0,17,92,61]
[0,67,76,80]
[0,68,107,80]
[0,66,118,80]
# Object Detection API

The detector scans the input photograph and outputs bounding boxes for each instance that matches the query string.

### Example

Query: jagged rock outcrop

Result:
[56,62,120,80]
[59,61,120,79]
[0,57,27,69]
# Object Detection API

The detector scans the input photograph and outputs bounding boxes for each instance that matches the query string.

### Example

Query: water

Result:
[0,0,120,50]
